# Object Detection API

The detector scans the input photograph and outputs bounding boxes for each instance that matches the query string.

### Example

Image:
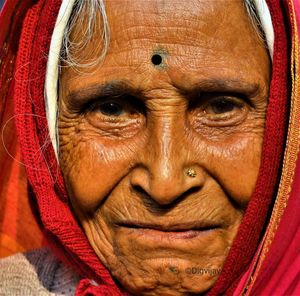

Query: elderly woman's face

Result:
[59,0,270,294]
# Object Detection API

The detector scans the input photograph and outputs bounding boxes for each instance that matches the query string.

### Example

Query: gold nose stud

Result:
[186,168,197,178]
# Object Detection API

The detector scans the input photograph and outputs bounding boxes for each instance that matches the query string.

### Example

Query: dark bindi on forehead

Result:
[151,54,162,66]
[151,47,168,69]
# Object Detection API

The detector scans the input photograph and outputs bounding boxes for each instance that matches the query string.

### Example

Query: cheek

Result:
[59,129,142,212]
[205,133,263,206]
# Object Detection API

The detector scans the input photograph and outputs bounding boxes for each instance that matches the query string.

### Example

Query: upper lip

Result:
[116,220,222,232]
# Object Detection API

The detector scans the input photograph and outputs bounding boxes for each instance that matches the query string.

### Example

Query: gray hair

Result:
[244,0,266,41]
[60,0,265,69]
[60,0,110,69]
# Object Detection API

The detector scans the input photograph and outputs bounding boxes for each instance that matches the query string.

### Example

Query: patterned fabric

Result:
[0,247,80,295]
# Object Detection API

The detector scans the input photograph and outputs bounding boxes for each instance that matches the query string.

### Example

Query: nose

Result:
[130,116,205,206]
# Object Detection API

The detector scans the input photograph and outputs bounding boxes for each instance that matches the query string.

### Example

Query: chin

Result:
[86,218,241,296]
[108,252,224,295]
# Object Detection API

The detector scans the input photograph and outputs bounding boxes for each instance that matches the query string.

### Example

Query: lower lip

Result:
[121,227,217,241]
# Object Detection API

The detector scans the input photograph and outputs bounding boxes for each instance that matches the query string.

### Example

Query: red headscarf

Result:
[0,0,299,295]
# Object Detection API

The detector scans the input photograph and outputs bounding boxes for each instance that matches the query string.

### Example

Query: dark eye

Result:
[97,102,124,116]
[206,97,242,115]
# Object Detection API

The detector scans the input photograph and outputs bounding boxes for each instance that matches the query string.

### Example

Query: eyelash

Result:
[85,96,145,121]
[204,96,244,113]
[83,94,249,126]
[92,101,125,116]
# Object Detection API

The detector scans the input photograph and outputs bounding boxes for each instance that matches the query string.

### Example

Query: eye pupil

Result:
[100,102,123,116]
[211,99,235,114]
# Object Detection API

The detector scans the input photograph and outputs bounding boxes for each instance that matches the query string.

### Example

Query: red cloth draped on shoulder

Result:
[0,0,299,295]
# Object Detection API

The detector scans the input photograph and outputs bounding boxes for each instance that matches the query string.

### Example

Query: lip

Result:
[116,220,222,240]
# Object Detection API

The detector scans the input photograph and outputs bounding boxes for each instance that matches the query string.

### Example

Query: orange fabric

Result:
[0,88,44,258]
[0,0,44,258]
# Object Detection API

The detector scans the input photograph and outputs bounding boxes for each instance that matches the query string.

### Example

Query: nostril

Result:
[132,185,149,197]
[181,186,202,199]
[132,184,202,210]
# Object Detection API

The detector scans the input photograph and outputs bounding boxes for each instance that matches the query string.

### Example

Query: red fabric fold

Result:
[75,279,122,296]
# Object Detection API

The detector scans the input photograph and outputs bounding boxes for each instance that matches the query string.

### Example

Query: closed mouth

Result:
[116,220,222,232]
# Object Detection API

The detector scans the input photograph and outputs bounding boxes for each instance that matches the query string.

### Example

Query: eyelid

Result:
[84,95,146,117]
[203,97,244,117]
[206,96,245,107]
[84,99,124,119]
[91,101,124,115]
[189,92,253,109]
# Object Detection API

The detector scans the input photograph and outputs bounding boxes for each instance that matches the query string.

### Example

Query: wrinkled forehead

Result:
[66,0,269,85]
[104,0,258,48]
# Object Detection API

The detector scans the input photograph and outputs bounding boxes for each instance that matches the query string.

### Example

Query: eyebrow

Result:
[67,78,261,106]
[177,79,261,98]
[67,80,142,104]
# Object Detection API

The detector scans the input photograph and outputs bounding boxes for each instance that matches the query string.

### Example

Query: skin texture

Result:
[58,1,271,295]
